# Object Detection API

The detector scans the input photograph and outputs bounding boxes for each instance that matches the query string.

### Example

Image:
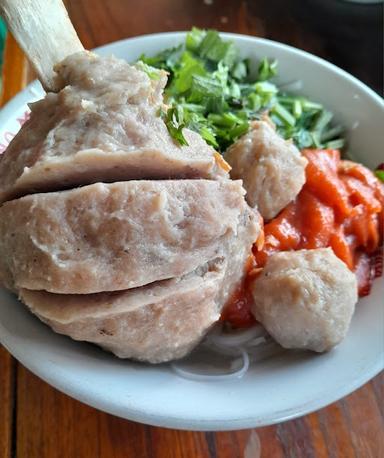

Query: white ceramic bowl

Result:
[0,32,383,431]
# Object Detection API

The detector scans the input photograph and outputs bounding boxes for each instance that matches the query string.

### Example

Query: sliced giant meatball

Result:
[0,179,260,294]
[18,191,257,363]
[0,51,227,204]
[224,120,308,220]
[20,260,226,363]
[19,198,257,364]
[251,248,358,352]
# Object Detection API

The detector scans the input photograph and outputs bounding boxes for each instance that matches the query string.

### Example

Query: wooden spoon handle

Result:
[0,0,84,91]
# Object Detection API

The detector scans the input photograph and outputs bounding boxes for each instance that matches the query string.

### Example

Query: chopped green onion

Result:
[301,99,323,111]
[231,60,248,80]
[177,102,206,113]
[254,81,278,97]
[270,114,285,128]
[320,125,344,142]
[293,99,303,119]
[292,130,313,149]
[271,103,296,127]
[228,82,241,99]
[229,121,249,139]
[312,110,333,135]
[258,58,278,81]
[247,93,262,111]
[325,138,345,149]
[311,131,322,148]
[277,95,295,106]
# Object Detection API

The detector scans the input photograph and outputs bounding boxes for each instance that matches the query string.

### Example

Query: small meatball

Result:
[224,120,308,220]
[251,248,358,352]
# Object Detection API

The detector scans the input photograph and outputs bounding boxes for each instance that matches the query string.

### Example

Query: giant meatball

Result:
[224,119,308,220]
[251,248,358,352]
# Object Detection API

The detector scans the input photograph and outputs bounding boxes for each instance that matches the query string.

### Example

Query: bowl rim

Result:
[95,31,384,106]
[1,31,382,125]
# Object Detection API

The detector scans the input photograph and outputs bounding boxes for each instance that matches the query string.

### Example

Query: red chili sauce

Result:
[222,149,384,328]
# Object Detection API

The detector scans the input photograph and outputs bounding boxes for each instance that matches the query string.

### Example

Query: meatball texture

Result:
[224,120,308,220]
[251,248,358,352]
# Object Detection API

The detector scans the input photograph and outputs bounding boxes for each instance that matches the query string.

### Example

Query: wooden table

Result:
[0,1,383,456]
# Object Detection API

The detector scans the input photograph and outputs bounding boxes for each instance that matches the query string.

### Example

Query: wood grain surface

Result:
[0,1,383,457]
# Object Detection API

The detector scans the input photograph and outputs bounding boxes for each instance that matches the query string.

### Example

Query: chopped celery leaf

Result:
[138,28,345,152]
[160,106,189,146]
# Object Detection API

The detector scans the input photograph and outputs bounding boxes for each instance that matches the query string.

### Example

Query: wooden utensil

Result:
[0,0,84,91]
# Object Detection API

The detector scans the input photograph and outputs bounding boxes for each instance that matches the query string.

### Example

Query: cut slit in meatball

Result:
[0,179,260,294]
[20,204,258,364]
[19,259,226,363]
[251,248,358,352]
[224,119,308,221]
[0,51,227,205]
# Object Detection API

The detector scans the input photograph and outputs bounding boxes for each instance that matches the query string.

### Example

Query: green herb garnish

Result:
[375,170,384,182]
[160,106,189,146]
[135,61,162,80]
[138,28,345,152]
